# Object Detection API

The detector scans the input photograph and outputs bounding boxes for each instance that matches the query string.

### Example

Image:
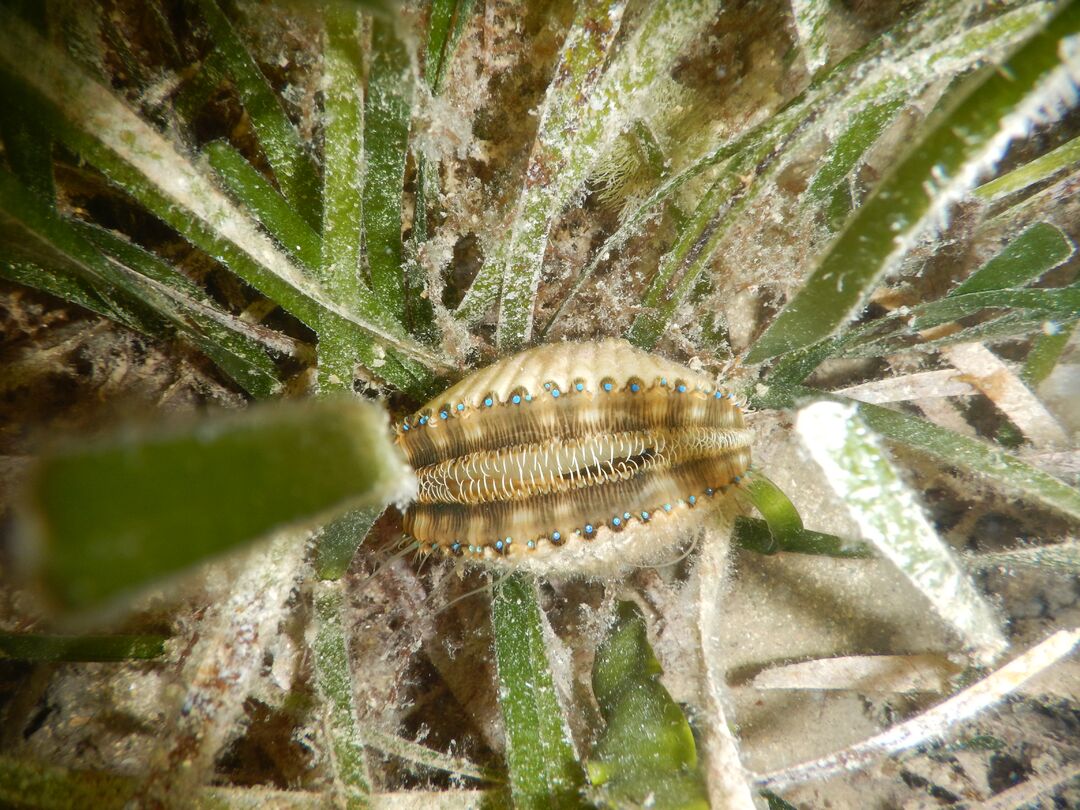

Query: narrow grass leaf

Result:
[803,97,904,215]
[1023,322,1077,386]
[547,3,1050,340]
[319,5,368,389]
[205,140,322,271]
[0,260,150,337]
[364,17,412,325]
[314,506,381,581]
[488,0,628,352]
[745,3,1080,363]
[586,601,708,810]
[0,758,333,809]
[975,134,1080,201]
[193,0,320,228]
[951,221,1074,295]
[733,516,872,558]
[0,633,166,662]
[312,581,371,806]
[491,573,587,810]
[0,169,282,396]
[0,19,450,384]
[796,400,1008,664]
[743,472,803,543]
[22,398,415,611]
[464,1,718,347]
[425,0,476,96]
[78,221,287,396]
[911,286,1080,331]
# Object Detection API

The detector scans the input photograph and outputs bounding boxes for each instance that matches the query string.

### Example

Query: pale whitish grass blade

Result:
[758,384,1080,523]
[364,17,412,326]
[492,574,587,809]
[21,398,416,612]
[744,3,1080,363]
[0,18,450,390]
[193,0,321,230]
[796,400,1008,664]
[460,0,720,347]
[790,0,831,78]
[312,581,371,807]
[976,133,1080,201]
[755,629,1080,791]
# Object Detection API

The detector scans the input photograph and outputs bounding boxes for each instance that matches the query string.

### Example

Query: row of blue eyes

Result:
[400,383,738,430]
[443,483,745,555]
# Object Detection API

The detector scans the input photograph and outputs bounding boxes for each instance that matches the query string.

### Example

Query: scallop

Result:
[393,339,751,576]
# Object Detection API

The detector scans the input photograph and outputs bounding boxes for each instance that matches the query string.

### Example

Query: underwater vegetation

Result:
[0,0,1079,807]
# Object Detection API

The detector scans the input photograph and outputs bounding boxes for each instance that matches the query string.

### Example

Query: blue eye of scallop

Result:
[660,378,667,386]
[512,394,521,404]
[402,423,410,430]
[544,382,552,390]
[733,476,742,484]
[585,523,594,533]
[688,495,696,505]
[612,516,622,527]
[602,382,612,392]
[630,383,640,392]
[551,388,560,398]
[623,512,631,520]
[484,397,493,407]
[456,403,465,411]
[677,384,687,393]
[504,537,512,545]
[525,393,533,401]
[419,416,428,424]
[440,411,448,419]
[551,531,561,542]
[663,503,672,512]
[640,511,650,520]
[705,487,714,496]
[575,382,584,391]
[495,540,504,550]
[527,540,536,548]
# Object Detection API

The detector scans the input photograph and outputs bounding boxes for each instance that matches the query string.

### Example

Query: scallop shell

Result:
[393,339,751,576]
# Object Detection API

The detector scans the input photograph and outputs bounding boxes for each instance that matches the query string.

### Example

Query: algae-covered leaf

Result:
[745,3,1080,362]
[587,601,708,810]
[950,221,1074,295]
[22,398,414,611]
[491,574,587,810]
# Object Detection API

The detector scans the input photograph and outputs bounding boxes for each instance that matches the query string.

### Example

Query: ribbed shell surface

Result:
[393,340,751,575]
